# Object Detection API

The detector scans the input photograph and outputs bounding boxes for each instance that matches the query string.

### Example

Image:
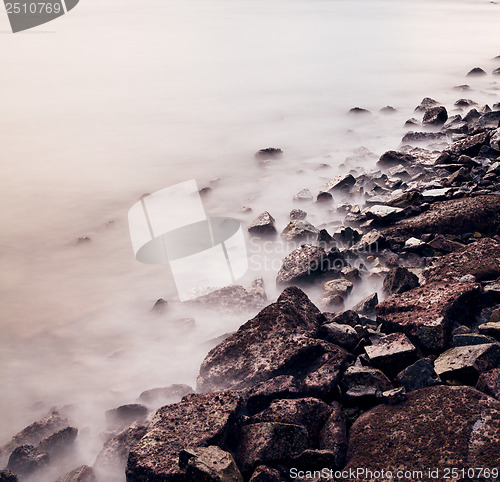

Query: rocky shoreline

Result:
[2,70,500,481]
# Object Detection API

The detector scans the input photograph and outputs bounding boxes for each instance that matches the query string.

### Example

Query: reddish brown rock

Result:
[364,333,417,375]
[56,466,96,482]
[249,466,285,481]
[345,386,500,480]
[376,281,482,352]
[318,401,347,469]
[476,368,500,400]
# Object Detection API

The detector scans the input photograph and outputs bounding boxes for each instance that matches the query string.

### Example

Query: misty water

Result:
[1,0,500,478]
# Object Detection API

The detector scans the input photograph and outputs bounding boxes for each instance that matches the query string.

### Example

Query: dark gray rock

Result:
[377,151,416,168]
[383,267,419,295]
[396,358,439,392]
[255,148,283,161]
[0,471,18,482]
[245,376,301,415]
[422,106,448,126]
[467,67,487,77]
[476,368,500,400]
[349,107,371,115]
[318,323,359,351]
[318,401,347,469]
[319,174,356,193]
[478,322,500,340]
[281,220,318,241]
[248,212,277,236]
[323,310,360,327]
[382,387,407,405]
[351,293,378,315]
[453,333,497,347]
[414,97,440,112]
[139,384,194,406]
[344,386,381,406]
[37,426,78,458]
[7,445,49,477]
[249,466,284,482]
[364,333,417,375]
[340,366,393,393]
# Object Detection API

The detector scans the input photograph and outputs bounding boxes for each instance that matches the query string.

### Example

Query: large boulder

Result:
[376,281,482,352]
[197,288,351,392]
[344,386,500,479]
[423,238,500,283]
[382,195,500,238]
[126,390,242,481]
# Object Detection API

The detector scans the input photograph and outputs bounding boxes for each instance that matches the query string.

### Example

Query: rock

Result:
[318,402,347,469]
[56,466,96,482]
[352,293,378,315]
[476,368,500,400]
[422,106,448,126]
[95,424,148,473]
[455,99,477,107]
[7,445,49,477]
[281,220,318,241]
[139,384,194,406]
[152,298,168,313]
[341,267,361,283]
[380,105,397,114]
[255,148,283,161]
[434,344,500,385]
[490,128,500,150]
[352,229,385,252]
[317,229,333,246]
[106,404,148,429]
[197,287,337,391]
[402,131,447,143]
[323,279,353,298]
[427,234,465,254]
[126,390,242,481]
[414,97,440,112]
[235,423,309,474]
[365,333,417,375]
[377,281,481,352]
[340,366,393,393]
[349,107,371,115]
[479,322,500,340]
[404,117,419,127]
[0,471,18,482]
[0,408,68,463]
[319,174,356,193]
[377,151,416,168]
[467,67,487,76]
[453,333,497,346]
[249,466,284,481]
[245,376,301,415]
[396,358,439,392]
[290,209,307,220]
[363,205,404,223]
[381,387,407,404]
[248,212,277,236]
[318,323,359,350]
[421,187,452,202]
[494,67,500,75]
[250,398,332,446]
[382,195,500,238]
[446,130,491,158]
[293,188,314,202]
[316,191,333,203]
[291,449,340,472]
[37,426,78,458]
[178,446,243,482]
[423,238,500,283]
[276,245,342,286]
[344,386,500,478]
[382,267,419,295]
[323,310,360,327]
[343,386,381,406]
[332,226,362,245]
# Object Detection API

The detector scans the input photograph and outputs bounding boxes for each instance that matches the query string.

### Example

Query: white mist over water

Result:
[0,0,500,477]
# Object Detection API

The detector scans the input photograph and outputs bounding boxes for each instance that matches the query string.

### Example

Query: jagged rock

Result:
[380,106,397,114]
[126,391,242,481]
[245,376,300,415]
[363,205,404,223]
[453,333,497,346]
[414,97,440,112]
[382,195,500,238]
[0,471,18,482]
[255,148,283,161]
[291,449,340,472]
[382,387,407,405]
[423,238,500,283]
[421,187,452,202]
[139,384,194,406]
[249,466,284,481]
[445,130,491,158]
[422,106,448,126]
[434,344,500,384]
[376,281,481,352]
[404,117,419,127]
[377,151,416,168]
[281,220,318,241]
[95,424,148,474]
[318,323,359,351]
[152,298,168,313]
[479,322,500,340]
[317,229,334,246]
[455,99,477,107]
[319,174,356,194]
[340,366,392,393]
[349,107,371,115]
[352,293,378,315]
[364,333,416,375]
[198,288,346,392]
[323,310,360,327]
[383,267,419,295]
[7,445,49,477]
[318,402,347,469]
[323,279,353,298]
[332,226,362,245]
[476,368,500,400]
[293,189,314,202]
[316,191,333,203]
[179,446,243,482]
[235,423,309,474]
[396,358,439,392]
[402,131,447,143]
[105,404,148,429]
[276,245,342,286]
[290,209,307,220]
[345,386,500,478]
[491,128,500,150]
[56,466,96,482]
[250,398,332,446]
[343,386,381,406]
[467,67,487,76]
[37,426,77,458]
[248,212,277,236]
[352,230,385,252]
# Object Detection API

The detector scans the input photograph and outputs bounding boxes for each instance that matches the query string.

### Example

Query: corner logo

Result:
[128,180,249,302]
[3,0,79,33]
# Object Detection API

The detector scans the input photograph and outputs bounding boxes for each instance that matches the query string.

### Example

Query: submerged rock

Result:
[255,148,283,161]
[466,67,487,76]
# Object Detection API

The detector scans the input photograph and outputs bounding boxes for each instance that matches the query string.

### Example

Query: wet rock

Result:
[434,344,500,385]
[126,390,242,481]
[365,333,417,375]
[427,234,465,254]
[478,322,500,340]
[318,323,359,351]
[250,398,332,446]
[139,384,194,406]
[455,99,477,107]
[317,229,334,246]
[318,402,347,468]
[0,471,18,482]
[276,245,342,286]
[421,187,452,202]
[363,205,404,223]
[382,195,500,237]
[56,466,96,482]
[340,366,393,393]
[382,267,419,295]
[152,298,168,313]
[235,422,309,474]
[341,267,362,283]
[319,174,356,193]
[293,188,314,202]
[248,212,277,236]
[396,358,439,392]
[490,128,500,150]
[281,220,318,241]
[290,209,307,220]
[445,130,491,158]
[404,117,419,127]
[255,148,283,161]
[179,446,243,482]
[414,97,440,112]
[7,445,49,477]
[37,426,77,458]
[323,310,360,327]
[377,150,416,168]
[197,287,332,391]
[424,238,500,283]
[345,385,500,478]
[332,226,362,245]
[422,106,448,126]
[245,376,301,415]
[349,107,371,115]
[494,67,500,75]
[377,281,481,352]
[402,131,447,143]
[249,466,284,482]
[476,368,500,400]
[352,230,385,253]
[351,293,378,315]
[467,67,487,76]
[105,404,148,430]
